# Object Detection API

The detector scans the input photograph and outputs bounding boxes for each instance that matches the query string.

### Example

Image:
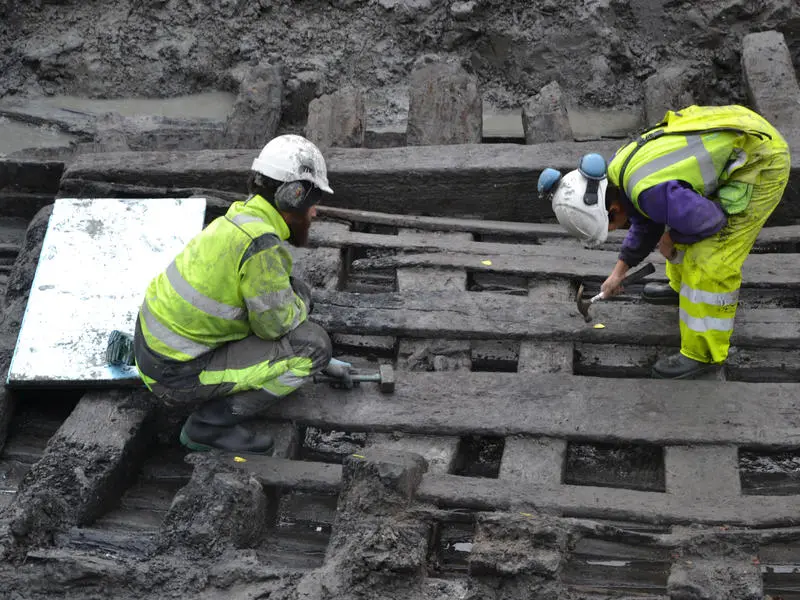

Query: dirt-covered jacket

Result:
[138,194,308,362]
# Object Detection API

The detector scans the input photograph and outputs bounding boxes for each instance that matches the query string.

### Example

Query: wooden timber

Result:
[59,134,800,224]
[311,290,800,348]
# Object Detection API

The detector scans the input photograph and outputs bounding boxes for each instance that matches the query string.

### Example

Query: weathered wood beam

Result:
[232,440,800,526]
[417,474,800,527]
[318,206,800,247]
[311,290,800,348]
[263,371,800,448]
[224,454,343,494]
[59,135,800,224]
[349,250,800,288]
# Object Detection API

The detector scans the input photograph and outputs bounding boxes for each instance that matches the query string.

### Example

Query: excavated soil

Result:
[0,0,798,129]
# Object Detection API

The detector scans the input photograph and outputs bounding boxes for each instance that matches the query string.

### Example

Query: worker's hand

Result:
[600,272,625,298]
[324,357,352,378]
[658,232,676,261]
[600,260,630,298]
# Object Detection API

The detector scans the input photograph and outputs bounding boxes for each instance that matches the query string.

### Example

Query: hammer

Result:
[314,364,395,394]
[576,262,656,322]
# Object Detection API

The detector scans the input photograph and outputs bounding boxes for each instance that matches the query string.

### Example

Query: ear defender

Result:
[537,167,563,201]
[274,180,319,212]
[577,153,607,206]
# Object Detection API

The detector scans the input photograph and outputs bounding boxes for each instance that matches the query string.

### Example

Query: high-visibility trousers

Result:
[665,142,791,364]
[134,319,332,416]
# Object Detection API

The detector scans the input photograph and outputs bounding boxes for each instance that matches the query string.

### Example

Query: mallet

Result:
[576,262,656,322]
[314,364,395,394]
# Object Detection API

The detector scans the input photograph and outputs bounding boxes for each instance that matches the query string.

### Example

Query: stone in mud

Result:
[469,512,569,578]
[305,87,366,149]
[522,81,573,144]
[222,61,283,149]
[450,1,477,19]
[742,30,800,129]
[159,453,268,555]
[407,62,482,146]
[644,63,698,124]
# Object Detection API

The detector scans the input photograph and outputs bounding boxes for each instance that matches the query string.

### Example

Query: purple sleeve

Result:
[619,197,664,268]
[637,181,727,244]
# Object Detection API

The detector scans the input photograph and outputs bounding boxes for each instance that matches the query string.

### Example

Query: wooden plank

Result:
[222,454,343,493]
[311,290,800,349]
[350,249,800,289]
[59,134,800,224]
[664,445,741,499]
[365,433,459,475]
[416,474,800,527]
[499,436,567,486]
[8,390,154,530]
[575,343,800,382]
[0,158,64,193]
[316,227,800,265]
[266,371,800,448]
[318,206,800,247]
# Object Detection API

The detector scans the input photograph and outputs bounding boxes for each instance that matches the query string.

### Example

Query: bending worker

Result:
[543,105,790,379]
[134,135,346,454]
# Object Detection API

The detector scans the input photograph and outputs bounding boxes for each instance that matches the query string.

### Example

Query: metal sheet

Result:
[7,197,206,386]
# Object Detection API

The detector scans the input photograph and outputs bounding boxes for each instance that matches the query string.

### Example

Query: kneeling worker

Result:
[134,134,347,453]
[544,105,790,379]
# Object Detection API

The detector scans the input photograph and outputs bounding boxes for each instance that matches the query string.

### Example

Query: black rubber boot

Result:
[180,397,274,454]
[652,352,714,379]
[642,283,679,305]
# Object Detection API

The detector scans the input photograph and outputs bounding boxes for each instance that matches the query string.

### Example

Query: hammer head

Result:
[576,283,592,322]
[379,364,395,394]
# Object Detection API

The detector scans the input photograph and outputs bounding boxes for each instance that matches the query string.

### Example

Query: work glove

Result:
[290,276,313,314]
[324,357,352,378]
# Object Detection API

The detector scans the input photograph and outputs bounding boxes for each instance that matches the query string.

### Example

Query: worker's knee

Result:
[285,320,332,372]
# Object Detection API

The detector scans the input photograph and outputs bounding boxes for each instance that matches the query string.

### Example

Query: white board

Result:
[7,197,206,386]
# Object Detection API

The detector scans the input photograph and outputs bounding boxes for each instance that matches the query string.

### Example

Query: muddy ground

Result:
[0,0,798,131]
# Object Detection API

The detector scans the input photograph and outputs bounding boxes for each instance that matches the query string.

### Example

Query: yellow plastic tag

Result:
[352,454,365,459]
[593,323,606,329]
[481,260,492,266]
[233,456,247,463]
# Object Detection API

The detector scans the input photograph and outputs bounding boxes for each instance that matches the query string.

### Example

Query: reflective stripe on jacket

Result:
[607,105,780,217]
[139,195,309,362]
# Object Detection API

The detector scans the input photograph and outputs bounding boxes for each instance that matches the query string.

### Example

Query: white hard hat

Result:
[251,134,334,194]
[551,168,609,247]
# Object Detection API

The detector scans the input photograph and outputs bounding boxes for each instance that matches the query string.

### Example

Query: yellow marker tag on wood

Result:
[520,512,533,517]
[481,260,492,266]
[234,456,247,463]
[593,323,606,329]
[352,454,365,459]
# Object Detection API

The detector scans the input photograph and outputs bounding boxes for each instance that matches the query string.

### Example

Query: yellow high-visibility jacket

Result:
[138,195,308,362]
[607,105,779,217]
